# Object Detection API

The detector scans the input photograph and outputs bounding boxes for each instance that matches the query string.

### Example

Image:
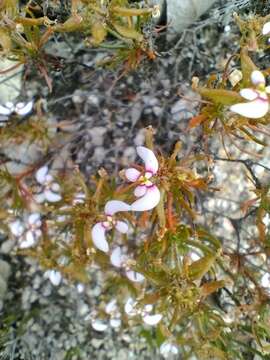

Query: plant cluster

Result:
[1,5,270,360]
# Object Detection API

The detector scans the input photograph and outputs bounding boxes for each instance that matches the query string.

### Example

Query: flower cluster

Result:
[9,213,42,249]
[91,146,160,256]
[35,166,62,203]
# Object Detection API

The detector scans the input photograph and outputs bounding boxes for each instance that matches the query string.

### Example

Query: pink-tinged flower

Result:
[230,70,270,119]
[125,146,160,211]
[91,200,130,253]
[9,213,42,249]
[124,297,163,326]
[110,246,145,283]
[35,166,62,203]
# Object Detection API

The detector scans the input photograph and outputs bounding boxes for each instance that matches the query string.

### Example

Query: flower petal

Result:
[125,168,141,182]
[91,319,108,332]
[48,270,62,286]
[115,220,129,234]
[137,146,159,174]
[36,166,48,184]
[160,342,179,356]
[240,88,258,101]
[34,192,46,203]
[0,104,12,115]
[15,101,33,116]
[230,99,269,119]
[51,182,60,192]
[9,220,24,236]
[91,222,109,253]
[110,246,125,267]
[104,200,131,216]
[124,297,137,316]
[126,270,145,283]
[26,230,35,245]
[131,185,160,211]
[142,313,162,326]
[45,189,62,202]
[262,21,270,35]
[251,70,265,86]
[134,185,147,197]
[110,318,121,328]
[105,299,117,314]
[28,213,41,225]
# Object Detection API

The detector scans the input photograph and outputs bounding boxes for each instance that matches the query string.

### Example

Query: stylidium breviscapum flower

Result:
[124,297,163,326]
[0,101,33,117]
[110,246,145,283]
[35,166,62,203]
[9,213,42,248]
[125,146,160,211]
[91,200,130,253]
[230,70,270,118]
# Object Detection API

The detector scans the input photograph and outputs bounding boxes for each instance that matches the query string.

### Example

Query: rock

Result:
[0,259,11,280]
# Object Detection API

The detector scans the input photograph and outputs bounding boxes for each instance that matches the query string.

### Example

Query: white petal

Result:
[34,192,46,203]
[91,222,109,253]
[51,182,60,192]
[104,200,131,216]
[124,298,137,316]
[115,220,129,234]
[131,185,160,211]
[143,313,162,326]
[45,189,62,202]
[110,318,121,328]
[105,299,117,314]
[125,168,141,182]
[144,304,153,313]
[160,342,179,356]
[262,21,270,35]
[25,230,35,246]
[251,70,265,86]
[36,166,48,184]
[91,319,108,332]
[48,270,62,286]
[110,246,125,267]
[134,185,147,197]
[137,146,159,174]
[77,283,85,293]
[126,270,145,283]
[265,86,270,94]
[15,101,33,116]
[9,220,24,236]
[261,273,270,288]
[240,88,258,100]
[0,104,12,115]
[230,99,269,119]
[28,213,40,225]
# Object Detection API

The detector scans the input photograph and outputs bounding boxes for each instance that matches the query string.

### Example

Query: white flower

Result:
[262,21,270,42]
[91,319,108,332]
[230,70,270,119]
[9,213,42,249]
[105,300,122,329]
[125,146,160,211]
[124,297,162,326]
[110,246,145,283]
[35,166,62,203]
[44,269,62,286]
[91,200,130,253]
[0,101,33,116]
[160,341,179,358]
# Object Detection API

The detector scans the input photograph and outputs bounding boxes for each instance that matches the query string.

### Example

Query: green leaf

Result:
[197,88,243,106]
